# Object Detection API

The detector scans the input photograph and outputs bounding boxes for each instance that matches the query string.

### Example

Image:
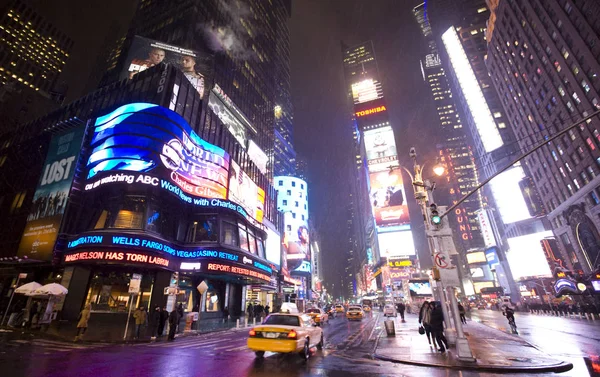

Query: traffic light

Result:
[430,203,442,225]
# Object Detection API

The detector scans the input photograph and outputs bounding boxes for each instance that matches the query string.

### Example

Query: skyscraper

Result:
[486,0,600,275]
[102,0,295,180]
[0,0,73,131]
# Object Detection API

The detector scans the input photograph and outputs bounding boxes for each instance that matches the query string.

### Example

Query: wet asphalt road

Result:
[0,310,595,377]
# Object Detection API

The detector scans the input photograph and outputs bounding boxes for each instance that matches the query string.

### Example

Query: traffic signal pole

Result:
[410,153,475,362]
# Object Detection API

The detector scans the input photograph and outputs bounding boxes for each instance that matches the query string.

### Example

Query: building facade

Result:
[486,0,600,277]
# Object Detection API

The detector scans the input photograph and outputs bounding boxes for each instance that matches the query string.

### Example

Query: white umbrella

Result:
[14,282,42,295]
[30,283,68,296]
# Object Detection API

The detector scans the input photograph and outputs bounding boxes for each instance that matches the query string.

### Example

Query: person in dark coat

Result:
[264,305,270,316]
[418,301,434,346]
[176,303,184,333]
[158,306,168,338]
[168,310,178,341]
[429,301,448,353]
[458,303,467,324]
[247,303,254,319]
[223,306,229,323]
[149,306,161,338]
[396,302,406,321]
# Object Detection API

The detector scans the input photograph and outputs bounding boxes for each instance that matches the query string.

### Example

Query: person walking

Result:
[418,301,434,347]
[176,303,184,333]
[158,306,168,338]
[255,303,264,322]
[133,306,147,340]
[430,301,448,353]
[264,305,270,316]
[223,306,229,323]
[167,309,178,341]
[458,303,467,324]
[246,303,254,320]
[397,302,406,322]
[75,304,92,342]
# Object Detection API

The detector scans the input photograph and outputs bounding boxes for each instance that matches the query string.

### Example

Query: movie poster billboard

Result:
[228,160,265,223]
[283,212,311,275]
[363,126,398,170]
[121,36,213,100]
[17,127,85,260]
[370,170,410,227]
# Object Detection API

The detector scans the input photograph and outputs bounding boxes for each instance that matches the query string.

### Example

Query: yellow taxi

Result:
[346,305,364,321]
[306,308,329,325]
[362,305,372,313]
[247,313,324,360]
[334,304,345,313]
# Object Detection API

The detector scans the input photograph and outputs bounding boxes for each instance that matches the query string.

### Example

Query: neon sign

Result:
[65,231,272,274]
[87,103,230,200]
[207,262,270,282]
[355,105,387,117]
[64,250,170,267]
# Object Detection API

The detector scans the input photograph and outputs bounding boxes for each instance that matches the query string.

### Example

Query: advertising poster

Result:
[263,219,281,268]
[408,280,433,296]
[86,103,230,201]
[282,212,311,275]
[17,127,85,260]
[370,170,410,227]
[121,36,213,100]
[363,126,398,168]
[377,230,416,257]
[228,160,265,223]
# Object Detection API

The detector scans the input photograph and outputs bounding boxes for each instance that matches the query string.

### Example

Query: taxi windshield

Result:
[263,315,300,327]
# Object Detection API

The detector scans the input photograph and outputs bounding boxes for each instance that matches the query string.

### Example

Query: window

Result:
[564,2,572,14]
[300,184,304,189]
[569,129,576,140]
[186,215,218,243]
[292,212,296,219]
[559,167,567,177]
[588,137,597,151]
[590,191,600,205]
[9,191,26,214]
[493,112,502,118]
[282,199,287,206]
[222,221,239,247]
[292,181,296,187]
[573,92,581,104]
[295,201,299,207]
[238,223,249,251]
[561,47,569,59]
[571,153,580,164]
[558,86,566,96]
[286,190,291,196]
[588,166,596,178]
[247,228,257,255]
[498,122,506,128]
[582,80,591,93]
[85,272,153,313]
[256,237,265,259]
[205,284,220,312]
[581,171,590,185]
[95,196,146,229]
[567,184,574,194]
[574,179,581,190]
[278,180,283,186]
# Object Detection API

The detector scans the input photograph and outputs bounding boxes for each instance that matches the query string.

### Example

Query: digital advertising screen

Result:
[121,36,213,100]
[506,231,554,280]
[408,280,433,296]
[377,230,416,257]
[17,127,85,261]
[466,251,487,264]
[351,78,382,104]
[370,170,410,227]
[208,90,248,148]
[363,126,398,168]
[228,160,265,223]
[263,220,281,268]
[282,212,311,276]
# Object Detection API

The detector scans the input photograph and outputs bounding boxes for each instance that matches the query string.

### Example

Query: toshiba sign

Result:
[355,105,387,117]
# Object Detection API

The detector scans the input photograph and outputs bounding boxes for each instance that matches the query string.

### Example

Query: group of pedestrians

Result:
[525,301,600,316]
[418,301,449,353]
[246,302,270,322]
[133,304,183,341]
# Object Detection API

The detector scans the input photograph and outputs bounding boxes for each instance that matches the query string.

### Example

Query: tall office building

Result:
[486,0,600,276]
[0,0,73,131]
[102,0,295,180]
[342,41,416,298]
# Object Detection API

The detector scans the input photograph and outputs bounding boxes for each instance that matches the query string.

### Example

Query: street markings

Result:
[141,334,247,353]
[7,338,109,353]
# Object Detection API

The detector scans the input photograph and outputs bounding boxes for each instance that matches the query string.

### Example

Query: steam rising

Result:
[201,0,256,60]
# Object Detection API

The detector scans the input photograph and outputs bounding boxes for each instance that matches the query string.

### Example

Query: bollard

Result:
[592,313,596,320]
[245,316,248,327]
[236,318,240,329]
[585,313,590,320]
[253,317,256,326]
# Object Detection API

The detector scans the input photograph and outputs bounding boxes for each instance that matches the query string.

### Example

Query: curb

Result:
[372,352,573,373]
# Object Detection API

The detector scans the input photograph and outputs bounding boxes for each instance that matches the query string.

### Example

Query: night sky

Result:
[18,0,441,298]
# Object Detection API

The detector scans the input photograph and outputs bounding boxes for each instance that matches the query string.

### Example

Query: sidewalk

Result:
[373,314,573,373]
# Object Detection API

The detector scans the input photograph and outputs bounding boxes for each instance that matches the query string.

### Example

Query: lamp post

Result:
[400,147,475,362]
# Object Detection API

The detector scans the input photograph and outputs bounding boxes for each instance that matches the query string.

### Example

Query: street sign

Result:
[128,273,142,294]
[434,252,450,269]
[439,268,461,287]
[18,273,27,279]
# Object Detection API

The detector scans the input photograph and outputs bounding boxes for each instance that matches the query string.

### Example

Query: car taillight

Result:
[316,315,321,318]
[287,330,298,339]
[249,329,257,337]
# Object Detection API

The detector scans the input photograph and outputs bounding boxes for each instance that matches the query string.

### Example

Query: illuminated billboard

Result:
[283,211,311,275]
[377,230,416,257]
[248,140,268,174]
[351,79,382,104]
[228,160,265,223]
[476,209,497,248]
[17,127,85,261]
[442,27,503,153]
[87,103,230,199]
[506,231,553,280]
[263,220,281,268]
[363,126,398,168]
[370,170,410,227]
[208,84,257,149]
[408,280,433,296]
[466,251,487,264]
[121,36,212,99]
[490,165,532,224]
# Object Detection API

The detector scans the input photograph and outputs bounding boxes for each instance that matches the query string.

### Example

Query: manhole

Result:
[507,357,533,363]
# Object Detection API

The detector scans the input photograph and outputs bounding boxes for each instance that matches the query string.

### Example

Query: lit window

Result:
[582,80,591,93]
[561,47,569,59]
[470,30,478,35]
[587,137,596,151]
[558,86,566,96]
[493,112,502,118]
[573,92,581,104]
[573,179,581,190]
[477,7,487,13]
[498,122,506,128]
[559,167,566,177]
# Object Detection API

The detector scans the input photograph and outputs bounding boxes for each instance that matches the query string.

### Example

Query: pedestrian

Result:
[27,301,40,328]
[149,305,160,338]
[133,306,147,340]
[75,304,92,342]
[158,306,168,338]
[247,303,254,319]
[255,303,263,321]
[418,301,434,347]
[430,301,448,353]
[458,303,467,324]
[397,302,406,322]
[176,303,184,332]
[168,309,178,341]
[223,306,229,323]
[264,305,270,316]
